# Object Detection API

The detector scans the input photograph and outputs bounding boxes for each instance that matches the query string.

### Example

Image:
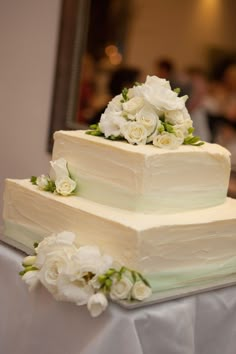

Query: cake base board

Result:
[0,233,33,255]
[116,275,236,309]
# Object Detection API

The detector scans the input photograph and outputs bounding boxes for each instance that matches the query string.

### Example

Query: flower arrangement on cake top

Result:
[20,231,152,317]
[87,75,204,149]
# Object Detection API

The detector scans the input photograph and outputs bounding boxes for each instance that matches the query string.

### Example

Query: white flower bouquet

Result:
[20,231,152,317]
[87,75,203,149]
[31,158,77,196]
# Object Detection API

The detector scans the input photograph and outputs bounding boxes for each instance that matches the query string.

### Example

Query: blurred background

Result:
[1,0,236,218]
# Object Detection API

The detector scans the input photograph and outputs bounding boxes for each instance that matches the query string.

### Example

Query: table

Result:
[1,241,236,354]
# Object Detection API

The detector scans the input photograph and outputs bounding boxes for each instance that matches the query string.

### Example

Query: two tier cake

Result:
[2,75,236,297]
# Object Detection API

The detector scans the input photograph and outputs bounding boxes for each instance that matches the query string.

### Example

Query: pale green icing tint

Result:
[146,258,236,292]
[4,220,236,294]
[72,172,226,213]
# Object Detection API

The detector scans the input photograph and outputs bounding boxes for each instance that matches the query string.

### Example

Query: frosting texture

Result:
[52,131,231,212]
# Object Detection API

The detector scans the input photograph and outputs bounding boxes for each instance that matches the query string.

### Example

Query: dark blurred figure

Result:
[205,62,236,143]
[77,53,96,124]
[154,57,191,97]
[89,67,140,124]
[155,58,174,82]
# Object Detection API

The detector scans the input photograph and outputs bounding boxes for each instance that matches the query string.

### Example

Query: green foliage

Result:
[30,176,37,185]
[184,135,204,146]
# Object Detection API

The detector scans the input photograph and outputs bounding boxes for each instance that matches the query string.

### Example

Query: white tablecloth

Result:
[1,241,236,354]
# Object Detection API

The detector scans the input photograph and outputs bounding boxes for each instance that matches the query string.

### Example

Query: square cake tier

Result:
[52,131,231,213]
[3,179,236,293]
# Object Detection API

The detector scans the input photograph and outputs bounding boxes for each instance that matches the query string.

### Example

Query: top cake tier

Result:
[52,130,230,213]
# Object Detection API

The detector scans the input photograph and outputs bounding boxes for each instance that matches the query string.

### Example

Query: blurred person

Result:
[203,63,236,170]
[89,66,141,124]
[154,57,191,97]
[185,67,211,142]
[77,53,96,124]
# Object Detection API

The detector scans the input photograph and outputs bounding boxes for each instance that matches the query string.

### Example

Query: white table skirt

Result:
[1,241,236,354]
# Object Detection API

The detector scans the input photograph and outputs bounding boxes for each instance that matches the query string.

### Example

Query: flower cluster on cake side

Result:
[20,231,152,317]
[87,75,204,149]
[31,158,76,196]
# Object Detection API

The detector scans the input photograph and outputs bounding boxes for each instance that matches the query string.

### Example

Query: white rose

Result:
[174,118,193,137]
[39,248,74,296]
[36,175,49,190]
[35,231,77,268]
[56,274,94,305]
[71,245,113,279]
[122,96,144,114]
[50,158,69,181]
[153,132,182,149]
[165,106,191,125]
[131,281,152,301]
[22,255,37,266]
[136,105,160,136]
[122,122,148,145]
[99,112,126,138]
[22,270,40,291]
[133,75,188,111]
[105,94,123,113]
[173,128,185,144]
[110,276,133,300]
[87,293,108,317]
[55,176,76,196]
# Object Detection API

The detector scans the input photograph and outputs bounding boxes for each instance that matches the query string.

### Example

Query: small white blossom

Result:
[99,112,126,138]
[122,96,144,115]
[56,275,94,305]
[87,293,108,317]
[22,270,40,291]
[122,122,148,145]
[50,158,69,181]
[55,176,76,196]
[131,281,152,301]
[110,276,133,300]
[153,132,182,149]
[22,255,37,266]
[132,75,187,111]
[36,175,49,190]
[136,105,160,136]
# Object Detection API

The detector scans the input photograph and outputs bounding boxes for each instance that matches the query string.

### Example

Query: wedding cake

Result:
[3,75,236,297]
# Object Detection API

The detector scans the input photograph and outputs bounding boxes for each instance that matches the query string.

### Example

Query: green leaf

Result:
[105,278,112,289]
[184,135,204,146]
[31,176,37,185]
[105,268,116,277]
[98,275,107,284]
[106,135,123,141]
[158,124,165,134]
[89,124,98,130]
[86,130,103,137]
[131,271,137,282]
[44,180,56,193]
[188,127,195,134]
[174,87,181,95]
[121,87,129,102]
[137,272,151,287]
[33,242,39,249]
[163,122,175,133]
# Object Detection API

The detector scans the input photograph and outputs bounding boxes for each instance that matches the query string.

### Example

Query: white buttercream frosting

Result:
[3,179,236,294]
[52,130,231,213]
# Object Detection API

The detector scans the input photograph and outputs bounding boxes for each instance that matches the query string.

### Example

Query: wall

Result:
[0,0,61,220]
[126,0,236,75]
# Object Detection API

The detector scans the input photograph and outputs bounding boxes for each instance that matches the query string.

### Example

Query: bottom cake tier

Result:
[2,179,236,294]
